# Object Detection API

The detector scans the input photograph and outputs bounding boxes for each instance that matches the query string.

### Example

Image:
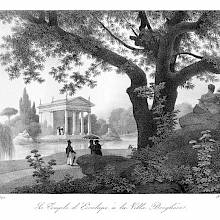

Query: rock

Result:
[179,112,220,131]
[179,88,220,130]
[76,154,141,177]
[193,104,207,114]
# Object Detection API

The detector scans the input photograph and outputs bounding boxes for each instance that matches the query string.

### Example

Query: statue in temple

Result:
[197,84,220,114]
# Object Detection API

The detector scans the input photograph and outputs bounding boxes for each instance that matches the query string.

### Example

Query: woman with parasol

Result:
[83,134,102,155]
[94,139,102,156]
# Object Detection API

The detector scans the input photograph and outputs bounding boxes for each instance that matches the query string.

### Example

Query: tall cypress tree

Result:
[30,102,39,123]
[19,88,32,127]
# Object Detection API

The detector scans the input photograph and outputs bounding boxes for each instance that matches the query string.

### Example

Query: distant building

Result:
[38,96,94,136]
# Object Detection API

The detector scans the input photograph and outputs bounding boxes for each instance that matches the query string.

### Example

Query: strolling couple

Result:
[89,139,102,156]
[65,140,76,166]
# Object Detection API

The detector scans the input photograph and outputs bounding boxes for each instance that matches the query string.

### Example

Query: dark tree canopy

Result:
[1,11,220,148]
[1,11,220,92]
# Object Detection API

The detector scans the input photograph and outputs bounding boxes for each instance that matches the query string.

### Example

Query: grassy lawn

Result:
[0,148,131,174]
[0,148,130,193]
[0,167,85,193]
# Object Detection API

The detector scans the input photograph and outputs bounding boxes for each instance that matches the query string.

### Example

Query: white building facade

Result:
[38,97,94,136]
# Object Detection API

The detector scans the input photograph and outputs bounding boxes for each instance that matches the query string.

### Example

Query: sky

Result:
[0,12,219,123]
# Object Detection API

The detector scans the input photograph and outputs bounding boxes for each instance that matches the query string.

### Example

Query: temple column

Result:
[76,111,80,134]
[87,112,91,135]
[65,110,68,135]
[39,112,43,124]
[80,112,85,135]
[72,111,77,135]
[50,111,54,128]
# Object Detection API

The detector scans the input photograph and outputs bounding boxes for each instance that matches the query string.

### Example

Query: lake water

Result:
[1,136,137,161]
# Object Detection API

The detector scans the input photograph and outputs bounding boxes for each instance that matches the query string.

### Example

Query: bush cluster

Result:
[25,149,56,184]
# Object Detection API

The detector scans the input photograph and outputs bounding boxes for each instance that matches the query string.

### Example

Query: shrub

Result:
[12,175,92,194]
[157,128,220,154]
[180,131,220,193]
[131,130,220,193]
[88,165,135,193]
[25,149,56,184]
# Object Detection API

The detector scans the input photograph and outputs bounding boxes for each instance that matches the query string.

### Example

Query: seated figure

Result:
[198,84,220,114]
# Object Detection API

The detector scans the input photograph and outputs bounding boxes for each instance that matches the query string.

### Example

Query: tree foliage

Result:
[1,11,220,94]
[109,107,137,135]
[11,88,41,138]
[0,107,18,122]
[1,11,220,147]
[19,88,32,126]
[83,113,108,136]
[19,88,39,126]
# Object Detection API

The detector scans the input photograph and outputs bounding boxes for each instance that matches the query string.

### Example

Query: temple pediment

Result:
[67,96,95,107]
[38,96,94,112]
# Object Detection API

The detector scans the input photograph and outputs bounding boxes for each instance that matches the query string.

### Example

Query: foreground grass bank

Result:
[0,148,131,174]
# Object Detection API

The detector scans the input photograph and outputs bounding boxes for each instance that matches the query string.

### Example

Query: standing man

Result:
[66,140,76,166]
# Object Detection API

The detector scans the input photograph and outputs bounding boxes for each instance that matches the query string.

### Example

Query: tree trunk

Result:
[127,86,156,149]
[159,80,178,112]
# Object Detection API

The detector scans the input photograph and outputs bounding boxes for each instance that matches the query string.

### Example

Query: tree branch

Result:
[175,59,220,85]
[85,61,103,75]
[48,11,58,26]
[94,17,143,51]
[170,34,185,72]
[138,11,152,31]
[22,12,46,24]
[170,12,208,37]
[38,11,46,23]
[19,12,147,86]
[166,11,188,27]
[59,27,148,86]
[122,15,138,36]
[165,13,207,73]
[176,52,203,59]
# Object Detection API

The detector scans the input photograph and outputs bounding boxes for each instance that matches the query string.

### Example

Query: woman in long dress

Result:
[88,139,95,155]
[94,140,102,156]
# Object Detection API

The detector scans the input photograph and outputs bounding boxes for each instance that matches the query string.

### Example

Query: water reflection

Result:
[1,137,137,161]
[0,145,15,160]
[0,124,15,161]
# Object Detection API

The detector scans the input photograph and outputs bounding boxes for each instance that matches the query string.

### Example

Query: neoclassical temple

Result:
[38,97,94,136]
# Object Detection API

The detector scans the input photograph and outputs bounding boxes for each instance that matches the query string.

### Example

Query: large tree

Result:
[1,11,220,148]
[0,107,18,123]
